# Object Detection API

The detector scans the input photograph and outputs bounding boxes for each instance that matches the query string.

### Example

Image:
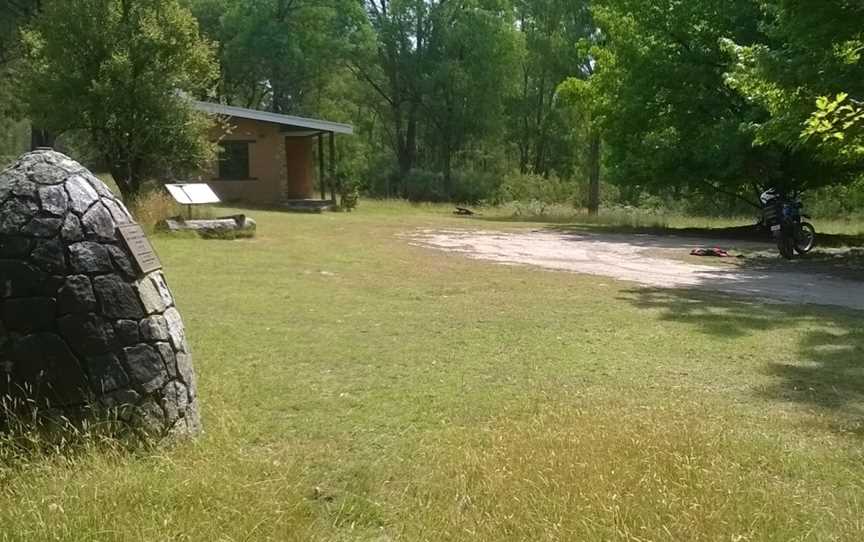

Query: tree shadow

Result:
[619,287,864,432]
[522,223,864,285]
[764,328,864,416]
[467,214,864,248]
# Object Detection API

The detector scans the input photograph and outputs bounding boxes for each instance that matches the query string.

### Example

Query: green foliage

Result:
[354,0,524,198]
[12,0,862,212]
[185,0,366,115]
[423,1,521,186]
[804,94,864,163]
[0,118,29,167]
[496,170,576,205]
[720,0,864,206]
[0,0,38,66]
[508,0,594,177]
[21,0,218,199]
[808,177,864,219]
[724,0,863,168]
[339,184,360,212]
[586,0,781,199]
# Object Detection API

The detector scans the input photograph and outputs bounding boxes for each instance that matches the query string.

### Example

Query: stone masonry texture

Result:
[0,150,200,439]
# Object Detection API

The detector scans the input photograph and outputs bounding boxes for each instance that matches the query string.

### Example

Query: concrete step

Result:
[283,199,336,213]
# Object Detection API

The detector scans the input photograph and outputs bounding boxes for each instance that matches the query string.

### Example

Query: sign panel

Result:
[165,183,221,205]
[165,184,194,204]
[117,223,163,275]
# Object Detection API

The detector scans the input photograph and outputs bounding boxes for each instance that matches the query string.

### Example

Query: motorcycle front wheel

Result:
[794,222,816,254]
[778,236,795,260]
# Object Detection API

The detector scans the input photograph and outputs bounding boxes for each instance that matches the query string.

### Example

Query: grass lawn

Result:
[2,201,864,541]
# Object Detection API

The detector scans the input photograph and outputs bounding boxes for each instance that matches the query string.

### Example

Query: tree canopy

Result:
[1,0,861,208]
[21,0,218,199]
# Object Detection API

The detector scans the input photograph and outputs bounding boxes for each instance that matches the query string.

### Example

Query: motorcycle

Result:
[759,188,816,259]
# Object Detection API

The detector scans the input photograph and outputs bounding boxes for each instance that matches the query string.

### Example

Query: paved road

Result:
[410,229,864,311]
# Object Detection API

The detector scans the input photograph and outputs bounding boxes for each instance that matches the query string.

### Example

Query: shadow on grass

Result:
[620,287,864,429]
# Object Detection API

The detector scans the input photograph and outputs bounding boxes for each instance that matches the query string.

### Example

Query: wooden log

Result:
[157,215,257,238]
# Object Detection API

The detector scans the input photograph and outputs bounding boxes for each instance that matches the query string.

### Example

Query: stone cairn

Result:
[0,150,200,439]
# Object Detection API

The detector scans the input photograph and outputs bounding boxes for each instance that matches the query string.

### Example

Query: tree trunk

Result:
[587,132,601,216]
[395,102,418,198]
[443,146,452,201]
[108,160,138,202]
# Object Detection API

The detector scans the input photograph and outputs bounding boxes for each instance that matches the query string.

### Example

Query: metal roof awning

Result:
[192,101,354,135]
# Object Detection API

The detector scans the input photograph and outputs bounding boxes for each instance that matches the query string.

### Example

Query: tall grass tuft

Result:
[128,188,183,229]
[0,389,144,473]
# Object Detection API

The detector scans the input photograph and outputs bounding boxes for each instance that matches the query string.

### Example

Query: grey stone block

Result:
[65,175,100,215]
[140,315,170,342]
[58,313,118,356]
[57,275,97,315]
[30,239,66,274]
[114,319,140,345]
[68,242,113,273]
[61,214,84,242]
[93,275,145,319]
[39,184,69,216]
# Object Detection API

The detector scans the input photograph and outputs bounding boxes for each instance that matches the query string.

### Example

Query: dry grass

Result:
[126,188,220,231]
[128,189,184,229]
[391,400,864,541]
[1,200,863,541]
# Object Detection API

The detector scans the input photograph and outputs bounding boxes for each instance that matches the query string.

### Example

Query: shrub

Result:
[809,177,864,219]
[404,169,448,202]
[339,182,360,212]
[496,171,578,206]
[450,168,504,205]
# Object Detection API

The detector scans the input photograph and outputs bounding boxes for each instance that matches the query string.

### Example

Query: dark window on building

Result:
[218,141,251,180]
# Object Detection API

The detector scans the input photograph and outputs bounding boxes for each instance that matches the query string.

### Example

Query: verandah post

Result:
[329,131,337,203]
[318,133,326,200]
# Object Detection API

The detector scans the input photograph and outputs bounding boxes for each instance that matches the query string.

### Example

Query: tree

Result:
[21,0,218,200]
[725,0,864,169]
[0,1,40,67]
[0,0,41,150]
[584,0,788,206]
[352,0,430,185]
[186,0,366,116]
[508,0,594,177]
[422,0,520,193]
[557,76,603,214]
[351,0,522,199]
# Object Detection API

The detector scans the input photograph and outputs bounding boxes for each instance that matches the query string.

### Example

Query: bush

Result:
[338,174,360,212]
[0,118,29,168]
[496,171,578,206]
[450,169,504,204]
[809,177,864,219]
[403,169,448,202]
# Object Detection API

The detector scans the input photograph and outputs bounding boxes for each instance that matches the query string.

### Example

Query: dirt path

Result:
[409,229,864,311]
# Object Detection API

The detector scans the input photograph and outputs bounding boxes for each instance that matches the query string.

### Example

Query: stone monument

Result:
[0,150,200,439]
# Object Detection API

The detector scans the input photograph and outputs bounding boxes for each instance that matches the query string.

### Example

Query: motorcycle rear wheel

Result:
[794,222,816,254]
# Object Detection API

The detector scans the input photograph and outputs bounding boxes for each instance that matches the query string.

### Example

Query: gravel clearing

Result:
[409,229,864,311]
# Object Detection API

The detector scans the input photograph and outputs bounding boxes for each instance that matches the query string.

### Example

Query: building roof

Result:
[192,101,354,135]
